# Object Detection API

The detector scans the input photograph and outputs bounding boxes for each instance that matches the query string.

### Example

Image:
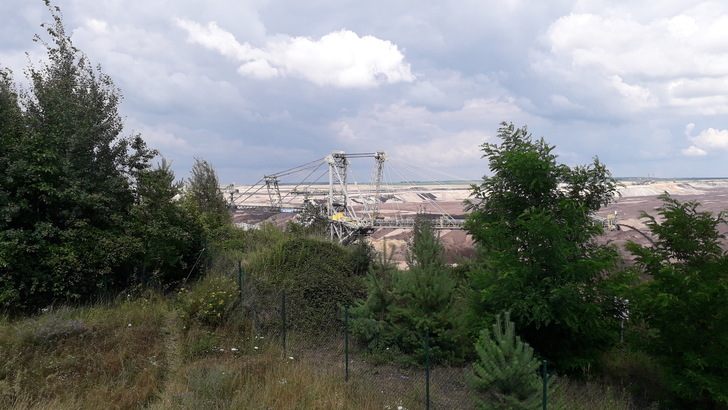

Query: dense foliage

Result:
[0,5,205,311]
[626,194,728,407]
[245,233,368,335]
[183,158,231,233]
[350,218,469,365]
[465,122,625,371]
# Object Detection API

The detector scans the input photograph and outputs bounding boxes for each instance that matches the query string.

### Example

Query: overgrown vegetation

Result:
[1,4,725,408]
[350,218,470,365]
[0,298,169,408]
[0,3,204,311]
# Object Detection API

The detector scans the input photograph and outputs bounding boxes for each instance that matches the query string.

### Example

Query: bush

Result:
[601,344,671,406]
[246,235,367,336]
[177,275,239,329]
[626,193,728,407]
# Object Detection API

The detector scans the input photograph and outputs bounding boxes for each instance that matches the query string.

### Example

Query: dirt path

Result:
[148,307,184,408]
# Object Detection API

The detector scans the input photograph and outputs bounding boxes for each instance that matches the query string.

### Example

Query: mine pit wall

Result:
[230,180,728,269]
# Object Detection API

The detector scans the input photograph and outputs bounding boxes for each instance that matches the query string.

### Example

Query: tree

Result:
[0,4,151,309]
[0,3,202,310]
[626,193,728,407]
[406,215,446,270]
[351,218,469,365]
[128,160,205,287]
[184,158,230,232]
[470,311,555,409]
[0,69,26,306]
[465,122,623,371]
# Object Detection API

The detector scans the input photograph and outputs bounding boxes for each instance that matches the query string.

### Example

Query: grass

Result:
[0,285,416,410]
[0,284,654,409]
[0,296,169,409]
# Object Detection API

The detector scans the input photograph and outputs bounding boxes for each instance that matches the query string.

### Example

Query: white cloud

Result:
[684,122,695,137]
[175,20,259,61]
[682,125,728,156]
[682,146,707,156]
[389,130,488,168]
[545,10,728,78]
[690,127,728,149]
[537,4,728,115]
[177,19,414,88]
[335,122,359,141]
[237,59,279,79]
[609,75,656,109]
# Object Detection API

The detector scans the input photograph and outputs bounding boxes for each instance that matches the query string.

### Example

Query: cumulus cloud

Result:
[683,125,728,156]
[537,4,728,115]
[177,19,414,88]
[690,128,728,149]
[682,146,707,156]
[609,75,656,109]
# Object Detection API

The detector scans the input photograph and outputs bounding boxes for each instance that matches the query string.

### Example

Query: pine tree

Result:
[470,311,554,409]
[405,215,445,270]
[350,219,469,364]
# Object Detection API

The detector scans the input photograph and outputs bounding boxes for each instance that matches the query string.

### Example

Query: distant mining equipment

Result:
[223,150,466,243]
[592,211,620,231]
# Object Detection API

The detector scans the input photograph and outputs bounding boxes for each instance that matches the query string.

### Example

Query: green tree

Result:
[626,193,728,407]
[184,157,231,232]
[0,3,202,310]
[128,160,205,287]
[351,218,469,364]
[406,215,446,270]
[465,122,623,371]
[0,4,151,309]
[470,311,554,409]
[0,69,26,306]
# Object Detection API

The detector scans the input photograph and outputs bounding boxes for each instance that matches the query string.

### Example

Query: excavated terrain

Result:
[232,180,728,267]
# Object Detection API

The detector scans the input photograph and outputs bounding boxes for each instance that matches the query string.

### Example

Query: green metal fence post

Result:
[282,288,287,359]
[345,305,349,382]
[542,360,548,410]
[425,327,430,410]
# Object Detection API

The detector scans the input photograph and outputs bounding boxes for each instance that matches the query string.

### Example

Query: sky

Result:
[2,0,728,184]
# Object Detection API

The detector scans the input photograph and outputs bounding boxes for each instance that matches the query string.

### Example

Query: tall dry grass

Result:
[0,296,169,409]
[0,291,654,409]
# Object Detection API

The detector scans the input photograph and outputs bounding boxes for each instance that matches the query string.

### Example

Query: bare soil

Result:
[232,180,728,267]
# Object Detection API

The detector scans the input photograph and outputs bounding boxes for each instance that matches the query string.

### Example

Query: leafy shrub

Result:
[178,276,239,329]
[626,193,728,407]
[246,235,367,336]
